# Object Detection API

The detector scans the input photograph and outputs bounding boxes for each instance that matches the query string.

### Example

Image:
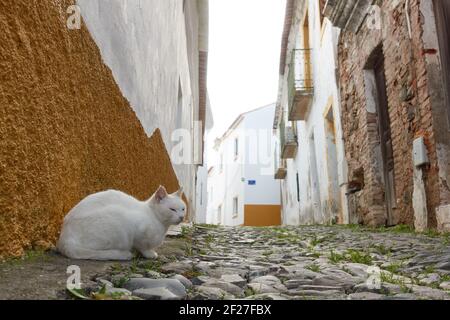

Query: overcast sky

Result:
[206,0,286,165]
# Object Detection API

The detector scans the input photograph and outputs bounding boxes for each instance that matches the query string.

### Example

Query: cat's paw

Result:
[142,250,158,259]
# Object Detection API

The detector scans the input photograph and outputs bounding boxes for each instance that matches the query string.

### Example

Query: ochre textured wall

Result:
[244,205,281,227]
[0,0,179,259]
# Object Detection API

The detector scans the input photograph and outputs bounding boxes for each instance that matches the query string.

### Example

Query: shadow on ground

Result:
[0,237,188,300]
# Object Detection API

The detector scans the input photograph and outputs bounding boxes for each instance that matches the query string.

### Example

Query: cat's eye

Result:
[170,208,177,212]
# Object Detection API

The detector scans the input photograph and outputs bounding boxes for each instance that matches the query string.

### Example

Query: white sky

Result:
[206,0,286,165]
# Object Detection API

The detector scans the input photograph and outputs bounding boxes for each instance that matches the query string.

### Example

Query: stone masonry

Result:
[334,0,450,229]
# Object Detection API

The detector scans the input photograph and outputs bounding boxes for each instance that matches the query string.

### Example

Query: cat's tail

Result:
[57,240,132,261]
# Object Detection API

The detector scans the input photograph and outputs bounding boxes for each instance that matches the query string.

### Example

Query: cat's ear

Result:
[175,186,184,197]
[155,185,168,202]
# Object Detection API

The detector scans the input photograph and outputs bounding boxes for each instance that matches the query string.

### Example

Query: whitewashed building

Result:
[273,0,350,225]
[207,104,281,226]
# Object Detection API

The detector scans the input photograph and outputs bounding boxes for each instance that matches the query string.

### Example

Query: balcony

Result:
[323,0,373,33]
[288,49,314,121]
[275,161,287,180]
[280,119,298,159]
[274,147,287,179]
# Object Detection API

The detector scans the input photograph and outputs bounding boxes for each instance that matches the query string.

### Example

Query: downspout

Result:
[404,0,428,231]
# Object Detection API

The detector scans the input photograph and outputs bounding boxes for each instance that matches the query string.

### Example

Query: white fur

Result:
[57,186,186,261]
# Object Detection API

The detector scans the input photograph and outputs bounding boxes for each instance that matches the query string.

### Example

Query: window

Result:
[232,197,239,218]
[234,138,239,160]
[296,172,300,203]
[176,80,183,129]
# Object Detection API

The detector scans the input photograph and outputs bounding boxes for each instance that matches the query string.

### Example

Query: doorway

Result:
[433,0,450,125]
[372,52,396,226]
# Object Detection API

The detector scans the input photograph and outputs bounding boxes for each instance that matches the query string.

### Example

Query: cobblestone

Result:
[97,225,450,300]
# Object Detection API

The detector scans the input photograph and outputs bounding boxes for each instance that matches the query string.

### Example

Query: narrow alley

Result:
[1,0,450,307]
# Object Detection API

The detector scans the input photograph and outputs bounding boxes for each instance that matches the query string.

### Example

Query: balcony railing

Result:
[275,158,287,180]
[279,118,298,159]
[288,49,314,121]
[274,141,287,179]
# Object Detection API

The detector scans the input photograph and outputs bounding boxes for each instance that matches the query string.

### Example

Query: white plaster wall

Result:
[243,105,281,206]
[77,0,200,213]
[207,121,245,227]
[278,0,349,225]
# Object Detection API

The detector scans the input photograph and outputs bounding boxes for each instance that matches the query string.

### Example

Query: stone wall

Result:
[338,0,449,228]
[0,0,180,259]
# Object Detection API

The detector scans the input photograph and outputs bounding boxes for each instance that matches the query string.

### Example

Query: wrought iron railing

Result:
[288,49,313,105]
[279,117,298,158]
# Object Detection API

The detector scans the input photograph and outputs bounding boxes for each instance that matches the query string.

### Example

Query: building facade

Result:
[207,104,282,226]
[322,0,450,232]
[0,0,209,258]
[274,0,350,226]
[195,97,214,224]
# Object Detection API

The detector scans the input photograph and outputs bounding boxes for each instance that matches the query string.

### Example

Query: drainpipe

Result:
[405,0,412,39]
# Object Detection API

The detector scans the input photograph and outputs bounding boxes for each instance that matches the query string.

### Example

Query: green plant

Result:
[386,225,415,234]
[306,264,321,273]
[112,275,130,288]
[181,226,195,238]
[6,250,48,265]
[372,244,391,255]
[310,235,325,247]
[196,224,219,229]
[440,274,450,282]
[329,250,345,264]
[400,283,413,294]
[383,262,403,275]
[423,265,436,275]
[110,263,125,273]
[380,271,412,293]
[66,287,90,300]
[205,234,215,247]
[244,288,257,297]
[185,243,194,256]
[183,268,203,279]
[345,249,373,265]
[443,234,450,245]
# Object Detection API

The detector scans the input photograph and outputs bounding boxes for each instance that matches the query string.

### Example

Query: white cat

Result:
[57,186,186,261]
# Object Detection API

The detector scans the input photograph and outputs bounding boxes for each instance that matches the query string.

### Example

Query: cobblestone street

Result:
[1,225,450,300]
[88,225,450,300]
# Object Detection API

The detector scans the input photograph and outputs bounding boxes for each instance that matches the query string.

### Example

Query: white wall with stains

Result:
[76,0,207,215]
